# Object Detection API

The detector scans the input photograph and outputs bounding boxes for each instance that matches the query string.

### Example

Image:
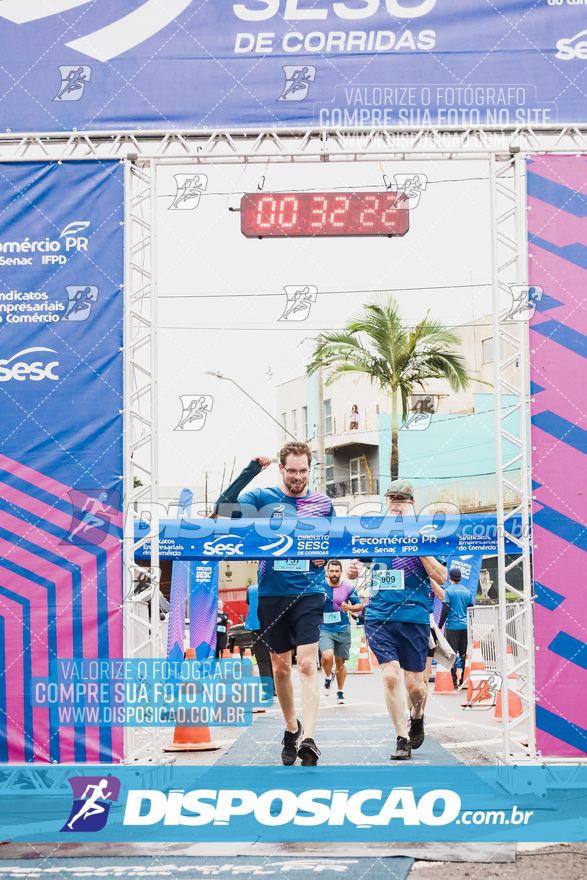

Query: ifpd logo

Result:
[61,776,121,832]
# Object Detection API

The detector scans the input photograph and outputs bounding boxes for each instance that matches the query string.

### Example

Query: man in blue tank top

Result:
[349,479,447,761]
[214,441,335,767]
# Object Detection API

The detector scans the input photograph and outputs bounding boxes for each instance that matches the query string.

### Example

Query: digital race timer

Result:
[240,191,409,238]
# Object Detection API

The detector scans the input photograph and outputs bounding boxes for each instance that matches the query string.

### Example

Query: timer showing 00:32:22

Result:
[240,191,410,238]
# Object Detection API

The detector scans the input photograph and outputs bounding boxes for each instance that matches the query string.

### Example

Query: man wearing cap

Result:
[438,567,475,689]
[348,479,447,760]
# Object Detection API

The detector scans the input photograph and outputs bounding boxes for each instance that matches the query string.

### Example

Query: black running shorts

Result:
[257,592,326,654]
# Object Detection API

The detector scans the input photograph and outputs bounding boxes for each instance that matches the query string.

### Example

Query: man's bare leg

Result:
[421,657,434,713]
[380,660,408,738]
[334,656,347,691]
[296,642,321,740]
[321,648,334,679]
[271,650,297,733]
[404,669,427,720]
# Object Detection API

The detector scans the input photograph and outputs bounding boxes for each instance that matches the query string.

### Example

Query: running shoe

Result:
[323,672,335,695]
[298,737,321,766]
[336,691,345,704]
[390,736,412,760]
[408,712,425,750]
[281,719,303,766]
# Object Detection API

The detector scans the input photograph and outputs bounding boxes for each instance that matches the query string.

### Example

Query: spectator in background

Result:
[215,599,231,660]
[245,582,275,699]
[438,568,474,689]
[349,404,360,430]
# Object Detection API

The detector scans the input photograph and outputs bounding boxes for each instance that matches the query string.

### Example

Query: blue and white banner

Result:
[135,514,527,560]
[0,161,124,764]
[446,555,484,605]
[189,561,219,661]
[0,2,586,131]
[1,764,587,842]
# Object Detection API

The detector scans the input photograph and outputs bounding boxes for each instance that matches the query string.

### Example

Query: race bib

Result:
[323,611,341,624]
[274,559,310,572]
[217,625,226,633]
[373,570,405,591]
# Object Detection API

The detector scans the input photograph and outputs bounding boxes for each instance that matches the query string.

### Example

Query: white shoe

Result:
[324,673,335,695]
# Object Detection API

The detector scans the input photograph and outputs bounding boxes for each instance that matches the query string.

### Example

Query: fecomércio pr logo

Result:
[61,776,121,833]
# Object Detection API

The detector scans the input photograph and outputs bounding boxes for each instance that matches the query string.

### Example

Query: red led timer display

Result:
[241,191,409,237]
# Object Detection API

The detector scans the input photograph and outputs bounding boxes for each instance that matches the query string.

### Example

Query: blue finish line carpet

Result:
[217,713,463,766]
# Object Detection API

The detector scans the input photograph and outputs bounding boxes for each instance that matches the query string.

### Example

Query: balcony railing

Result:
[414,473,522,512]
[326,476,379,498]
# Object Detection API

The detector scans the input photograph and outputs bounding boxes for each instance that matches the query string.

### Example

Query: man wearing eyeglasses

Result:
[214,441,334,767]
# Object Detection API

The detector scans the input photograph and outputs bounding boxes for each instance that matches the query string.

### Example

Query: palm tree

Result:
[306,296,472,481]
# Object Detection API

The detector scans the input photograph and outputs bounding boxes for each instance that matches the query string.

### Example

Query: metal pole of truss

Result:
[490,152,536,764]
[123,158,164,764]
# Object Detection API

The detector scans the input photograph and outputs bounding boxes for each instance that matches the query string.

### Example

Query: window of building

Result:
[302,406,308,440]
[292,409,297,436]
[326,454,333,485]
[349,456,367,494]
[281,412,287,439]
[482,337,505,364]
[324,399,332,435]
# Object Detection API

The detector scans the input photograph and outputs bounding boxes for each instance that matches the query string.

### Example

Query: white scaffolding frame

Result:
[4,123,579,765]
[122,159,164,764]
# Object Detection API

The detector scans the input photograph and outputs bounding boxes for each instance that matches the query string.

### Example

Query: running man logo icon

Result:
[64,489,120,546]
[278,66,316,101]
[392,173,428,209]
[62,286,99,322]
[61,776,121,833]
[505,285,543,321]
[279,286,318,322]
[174,395,214,431]
[53,66,92,102]
[400,396,435,432]
[169,174,208,210]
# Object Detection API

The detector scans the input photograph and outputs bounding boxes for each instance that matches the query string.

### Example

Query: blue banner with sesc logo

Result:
[0,161,124,763]
[0,2,586,131]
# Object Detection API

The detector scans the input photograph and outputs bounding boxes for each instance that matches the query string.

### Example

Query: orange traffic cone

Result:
[493,645,523,721]
[163,648,222,752]
[461,642,495,708]
[355,636,373,674]
[222,647,231,659]
[434,667,457,694]
[232,644,241,659]
[369,649,380,668]
[459,645,471,688]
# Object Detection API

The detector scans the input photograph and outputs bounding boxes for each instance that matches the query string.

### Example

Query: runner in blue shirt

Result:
[348,479,447,761]
[319,560,363,705]
[438,568,474,689]
[214,441,335,767]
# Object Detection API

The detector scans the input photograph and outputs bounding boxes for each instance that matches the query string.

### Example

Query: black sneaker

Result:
[281,720,303,766]
[390,736,412,761]
[298,737,321,766]
[408,713,425,750]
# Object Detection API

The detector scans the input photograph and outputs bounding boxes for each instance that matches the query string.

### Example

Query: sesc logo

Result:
[203,535,244,556]
[0,347,59,382]
[556,29,587,60]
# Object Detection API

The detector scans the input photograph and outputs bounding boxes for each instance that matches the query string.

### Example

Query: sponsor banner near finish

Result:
[2,765,587,842]
[134,514,527,560]
[0,161,124,763]
[0,2,586,131]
